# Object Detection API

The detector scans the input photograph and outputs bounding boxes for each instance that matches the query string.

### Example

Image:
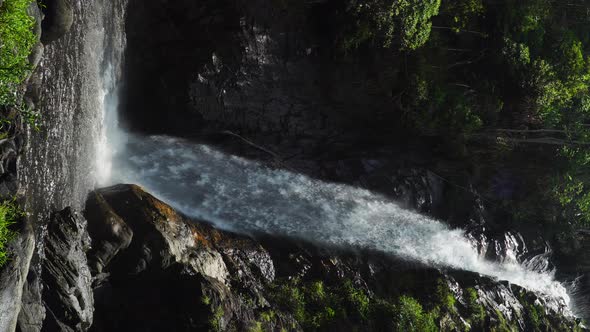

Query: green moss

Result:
[249,321,263,332]
[0,0,37,106]
[0,199,23,267]
[260,310,275,323]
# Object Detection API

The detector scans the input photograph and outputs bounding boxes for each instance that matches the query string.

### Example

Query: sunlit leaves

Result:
[0,0,37,106]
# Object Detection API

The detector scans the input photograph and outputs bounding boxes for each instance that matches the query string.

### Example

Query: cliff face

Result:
[123,0,401,142]
[14,184,581,331]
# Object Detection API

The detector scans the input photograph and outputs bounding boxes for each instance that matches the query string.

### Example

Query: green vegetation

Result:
[268,278,442,331]
[0,0,37,107]
[208,305,224,332]
[264,276,584,331]
[343,0,441,51]
[465,288,485,327]
[339,0,590,228]
[393,295,437,332]
[435,279,456,312]
[0,198,23,267]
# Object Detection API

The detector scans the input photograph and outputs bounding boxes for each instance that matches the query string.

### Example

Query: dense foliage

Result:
[341,0,590,227]
[0,0,36,107]
[256,277,579,331]
[0,0,36,267]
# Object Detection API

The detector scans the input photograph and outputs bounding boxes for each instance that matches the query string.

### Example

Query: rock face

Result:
[40,0,74,43]
[5,184,583,331]
[0,224,35,332]
[40,208,94,332]
[123,0,397,142]
[16,209,95,332]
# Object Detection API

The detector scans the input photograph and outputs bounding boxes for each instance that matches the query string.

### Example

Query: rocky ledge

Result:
[8,184,583,331]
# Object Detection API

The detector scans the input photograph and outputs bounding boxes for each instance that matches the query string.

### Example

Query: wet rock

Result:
[28,42,44,71]
[41,208,93,331]
[0,222,35,332]
[28,2,43,41]
[41,0,73,43]
[84,192,132,274]
[555,229,590,318]
[17,269,45,332]
[87,184,266,331]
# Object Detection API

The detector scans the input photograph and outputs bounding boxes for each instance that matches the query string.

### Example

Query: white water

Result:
[95,127,572,312]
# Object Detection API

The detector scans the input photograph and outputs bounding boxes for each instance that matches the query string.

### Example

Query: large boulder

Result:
[87,184,277,331]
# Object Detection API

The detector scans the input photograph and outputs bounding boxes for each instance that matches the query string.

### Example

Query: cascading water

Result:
[100,133,573,315]
[18,0,127,220]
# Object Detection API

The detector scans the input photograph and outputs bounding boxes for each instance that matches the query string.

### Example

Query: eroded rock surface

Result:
[0,224,35,332]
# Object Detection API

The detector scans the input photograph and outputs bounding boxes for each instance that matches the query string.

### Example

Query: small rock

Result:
[41,0,74,43]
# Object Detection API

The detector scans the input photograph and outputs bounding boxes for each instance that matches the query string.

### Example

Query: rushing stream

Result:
[103,133,573,313]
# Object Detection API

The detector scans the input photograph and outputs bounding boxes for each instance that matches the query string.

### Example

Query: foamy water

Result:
[102,134,572,311]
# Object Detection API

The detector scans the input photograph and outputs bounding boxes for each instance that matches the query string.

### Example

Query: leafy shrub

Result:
[435,279,456,312]
[341,279,370,320]
[465,288,485,326]
[394,295,437,332]
[343,0,440,51]
[0,0,37,106]
[0,199,23,266]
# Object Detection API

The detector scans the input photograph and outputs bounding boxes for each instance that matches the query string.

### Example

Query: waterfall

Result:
[102,134,573,315]
[18,0,127,219]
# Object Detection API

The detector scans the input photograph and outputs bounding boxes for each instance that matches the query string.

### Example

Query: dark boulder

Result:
[87,184,274,331]
[84,192,132,274]
[40,0,73,44]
